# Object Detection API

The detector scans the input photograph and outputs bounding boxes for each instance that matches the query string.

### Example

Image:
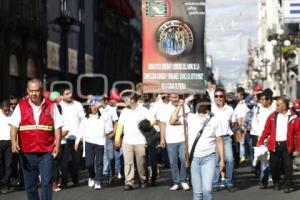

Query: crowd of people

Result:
[0,78,300,200]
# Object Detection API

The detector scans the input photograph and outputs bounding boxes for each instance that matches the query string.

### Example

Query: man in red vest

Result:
[10,78,63,200]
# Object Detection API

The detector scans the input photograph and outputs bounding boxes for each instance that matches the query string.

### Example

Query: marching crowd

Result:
[0,78,300,200]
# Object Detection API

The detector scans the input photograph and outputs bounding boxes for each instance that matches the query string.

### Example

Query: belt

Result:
[276,141,287,145]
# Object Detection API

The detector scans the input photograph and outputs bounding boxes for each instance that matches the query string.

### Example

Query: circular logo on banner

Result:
[156,19,194,57]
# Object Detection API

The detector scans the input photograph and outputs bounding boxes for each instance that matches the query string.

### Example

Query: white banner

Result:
[85,54,93,73]
[68,48,78,74]
[47,41,60,70]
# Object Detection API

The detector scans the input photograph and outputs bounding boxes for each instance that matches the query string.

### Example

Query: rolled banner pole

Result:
[182,103,190,170]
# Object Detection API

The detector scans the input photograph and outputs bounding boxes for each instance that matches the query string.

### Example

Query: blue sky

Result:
[206,0,258,90]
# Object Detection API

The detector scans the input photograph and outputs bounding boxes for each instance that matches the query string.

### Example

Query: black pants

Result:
[61,139,81,185]
[0,140,13,185]
[85,142,104,182]
[53,144,66,183]
[146,146,158,183]
[269,142,293,186]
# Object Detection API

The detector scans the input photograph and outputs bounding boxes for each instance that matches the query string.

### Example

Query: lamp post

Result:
[51,0,80,80]
[269,30,291,96]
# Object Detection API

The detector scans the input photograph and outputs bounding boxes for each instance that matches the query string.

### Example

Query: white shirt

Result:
[276,110,290,141]
[232,100,250,124]
[77,113,112,146]
[0,111,11,140]
[251,103,275,136]
[10,99,63,130]
[118,105,154,145]
[158,102,190,143]
[99,105,118,134]
[187,113,222,158]
[211,104,234,136]
[59,100,85,139]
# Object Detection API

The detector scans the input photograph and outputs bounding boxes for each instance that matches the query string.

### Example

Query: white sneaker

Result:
[169,184,180,191]
[181,182,190,191]
[117,172,122,179]
[88,178,95,187]
[94,182,101,190]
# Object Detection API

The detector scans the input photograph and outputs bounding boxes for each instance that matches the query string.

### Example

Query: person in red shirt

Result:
[258,97,300,193]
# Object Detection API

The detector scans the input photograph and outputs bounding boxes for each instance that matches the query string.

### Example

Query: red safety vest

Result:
[18,98,55,152]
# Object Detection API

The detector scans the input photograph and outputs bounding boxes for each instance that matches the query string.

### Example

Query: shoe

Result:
[226,186,237,192]
[259,183,268,189]
[117,172,122,179]
[88,178,95,187]
[181,182,190,191]
[283,186,292,193]
[94,182,101,190]
[52,182,61,192]
[141,181,147,189]
[169,184,180,191]
[108,175,113,185]
[0,186,13,194]
[124,184,133,190]
[273,184,281,191]
[213,186,220,192]
[219,180,225,189]
[240,156,246,163]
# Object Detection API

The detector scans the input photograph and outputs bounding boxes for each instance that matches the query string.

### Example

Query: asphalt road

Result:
[2,167,300,200]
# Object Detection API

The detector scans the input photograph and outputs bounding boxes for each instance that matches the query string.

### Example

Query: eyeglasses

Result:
[214,95,224,98]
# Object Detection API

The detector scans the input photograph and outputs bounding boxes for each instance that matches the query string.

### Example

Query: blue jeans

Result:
[85,142,104,182]
[213,135,234,187]
[114,148,123,174]
[166,142,187,184]
[260,160,270,185]
[20,152,53,200]
[103,139,114,175]
[191,154,216,200]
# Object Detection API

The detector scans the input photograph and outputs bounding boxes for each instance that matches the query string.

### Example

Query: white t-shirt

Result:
[232,100,250,124]
[158,102,190,144]
[211,104,234,136]
[77,113,112,146]
[0,111,11,140]
[10,99,63,130]
[118,105,154,145]
[187,113,222,158]
[59,100,85,139]
[251,103,275,136]
[276,110,290,142]
[99,104,118,134]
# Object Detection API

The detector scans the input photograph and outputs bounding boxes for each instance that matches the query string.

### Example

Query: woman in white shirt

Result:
[170,93,225,200]
[75,97,112,190]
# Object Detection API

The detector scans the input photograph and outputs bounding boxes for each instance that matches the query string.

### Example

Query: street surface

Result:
[2,167,300,200]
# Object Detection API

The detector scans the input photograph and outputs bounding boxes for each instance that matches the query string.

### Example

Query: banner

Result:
[142,0,206,93]
[283,0,300,23]
[68,48,78,74]
[47,41,60,70]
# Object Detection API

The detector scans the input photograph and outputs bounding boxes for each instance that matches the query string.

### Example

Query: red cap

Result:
[253,84,263,93]
[293,99,300,111]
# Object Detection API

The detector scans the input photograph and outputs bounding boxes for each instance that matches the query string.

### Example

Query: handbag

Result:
[189,113,213,163]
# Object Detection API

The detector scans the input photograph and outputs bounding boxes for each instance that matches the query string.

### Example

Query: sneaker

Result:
[240,156,246,163]
[52,182,61,192]
[226,186,237,192]
[124,184,133,190]
[0,186,13,194]
[94,182,101,190]
[141,181,147,189]
[220,180,225,189]
[117,172,122,179]
[88,178,95,187]
[181,182,190,191]
[169,184,180,191]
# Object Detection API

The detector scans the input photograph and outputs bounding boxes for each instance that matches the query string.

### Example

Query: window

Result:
[9,54,19,76]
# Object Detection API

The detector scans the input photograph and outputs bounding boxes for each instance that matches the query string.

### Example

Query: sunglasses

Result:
[214,95,224,98]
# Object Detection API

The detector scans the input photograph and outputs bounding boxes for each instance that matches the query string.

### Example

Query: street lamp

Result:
[50,0,80,80]
[269,31,291,96]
